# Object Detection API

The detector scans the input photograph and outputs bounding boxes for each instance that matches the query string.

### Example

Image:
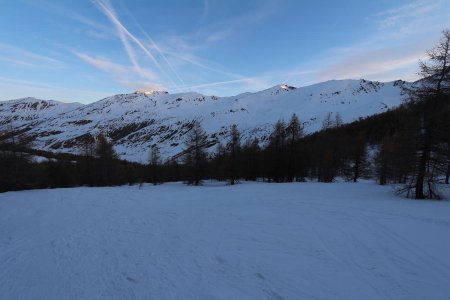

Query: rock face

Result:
[0,79,407,162]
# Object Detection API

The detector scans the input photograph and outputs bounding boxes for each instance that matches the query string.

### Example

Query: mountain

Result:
[0,79,408,162]
[0,97,83,128]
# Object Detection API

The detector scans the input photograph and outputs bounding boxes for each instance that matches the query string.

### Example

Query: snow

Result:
[0,79,408,162]
[0,97,82,128]
[1,181,449,299]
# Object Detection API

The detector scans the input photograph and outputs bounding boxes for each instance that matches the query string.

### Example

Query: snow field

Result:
[0,181,449,299]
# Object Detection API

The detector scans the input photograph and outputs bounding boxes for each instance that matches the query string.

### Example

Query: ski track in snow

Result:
[0,181,449,299]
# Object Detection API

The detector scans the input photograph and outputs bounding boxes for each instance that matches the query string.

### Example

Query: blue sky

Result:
[1,0,449,103]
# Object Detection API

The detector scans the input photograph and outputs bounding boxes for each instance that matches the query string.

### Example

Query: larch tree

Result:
[183,120,208,186]
[286,113,304,181]
[403,29,450,199]
[226,124,241,185]
[149,144,161,185]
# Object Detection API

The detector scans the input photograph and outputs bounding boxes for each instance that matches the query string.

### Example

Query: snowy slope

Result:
[0,181,449,299]
[0,79,408,162]
[0,97,83,130]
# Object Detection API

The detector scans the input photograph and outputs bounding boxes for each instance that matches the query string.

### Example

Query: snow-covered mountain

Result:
[0,79,408,162]
[0,97,83,128]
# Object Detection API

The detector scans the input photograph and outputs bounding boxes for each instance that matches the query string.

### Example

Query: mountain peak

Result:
[279,84,296,90]
[134,90,169,95]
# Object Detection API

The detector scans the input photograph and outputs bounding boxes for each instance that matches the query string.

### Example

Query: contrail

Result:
[114,0,264,92]
[92,0,182,91]
[181,76,269,91]
[117,0,187,88]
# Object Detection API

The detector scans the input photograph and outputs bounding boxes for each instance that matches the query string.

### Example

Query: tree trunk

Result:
[445,161,450,184]
[415,147,430,199]
[353,160,359,182]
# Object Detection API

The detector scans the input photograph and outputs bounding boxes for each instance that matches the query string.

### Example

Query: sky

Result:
[0,0,449,103]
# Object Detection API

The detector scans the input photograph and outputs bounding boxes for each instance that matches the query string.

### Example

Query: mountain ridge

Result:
[0,79,408,162]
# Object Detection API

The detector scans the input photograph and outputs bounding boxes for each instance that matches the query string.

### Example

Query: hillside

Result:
[0,79,408,162]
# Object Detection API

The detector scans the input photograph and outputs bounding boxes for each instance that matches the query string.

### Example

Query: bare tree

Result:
[286,113,304,181]
[404,29,450,199]
[226,124,241,185]
[183,120,208,185]
[149,144,161,185]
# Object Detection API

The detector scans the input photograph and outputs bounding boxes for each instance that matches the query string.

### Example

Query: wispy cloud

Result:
[73,51,163,90]
[372,0,440,30]
[0,43,65,69]
[283,0,450,85]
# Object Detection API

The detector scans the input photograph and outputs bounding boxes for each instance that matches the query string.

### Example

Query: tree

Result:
[322,112,334,130]
[286,113,304,181]
[403,29,450,199]
[79,134,96,185]
[375,134,394,185]
[0,125,33,191]
[266,119,287,182]
[335,112,343,127]
[95,133,117,160]
[322,112,343,130]
[149,144,161,185]
[94,133,118,185]
[346,131,367,182]
[212,142,226,181]
[226,124,241,185]
[241,138,261,181]
[183,120,208,185]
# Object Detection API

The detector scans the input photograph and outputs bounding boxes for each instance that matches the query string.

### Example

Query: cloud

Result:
[0,43,65,69]
[311,40,430,82]
[279,0,450,86]
[74,51,133,75]
[204,1,276,45]
[373,0,440,30]
[73,51,163,91]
